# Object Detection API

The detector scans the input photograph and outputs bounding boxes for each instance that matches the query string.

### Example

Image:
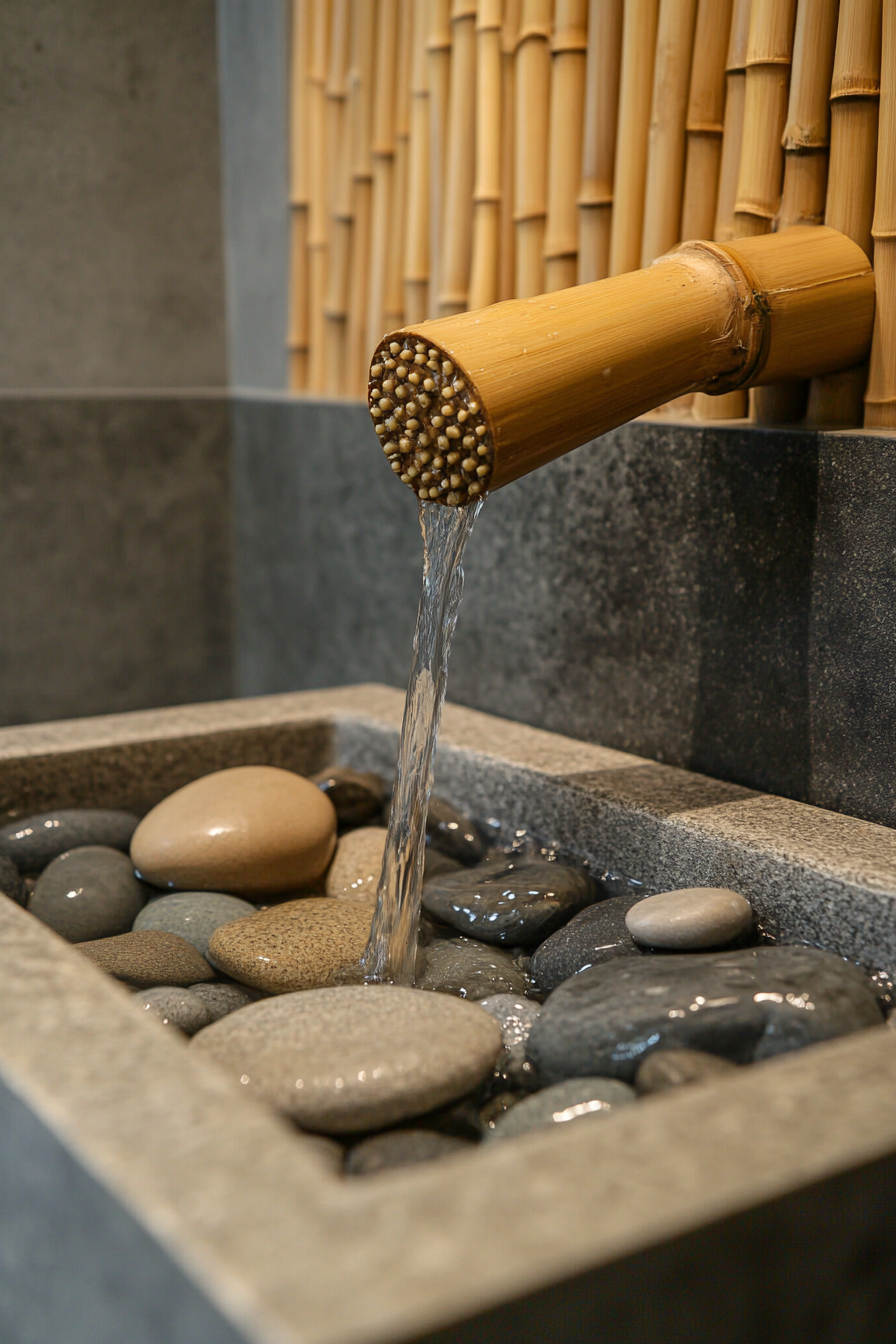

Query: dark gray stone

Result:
[132,987,213,1036]
[528,945,885,1085]
[635,1048,740,1095]
[133,892,256,958]
[423,860,595,947]
[0,854,24,907]
[0,809,138,872]
[312,767,386,828]
[485,1077,636,1141]
[424,850,466,881]
[418,936,532,1001]
[346,1129,474,1175]
[29,846,148,943]
[530,896,644,992]
[426,796,486,866]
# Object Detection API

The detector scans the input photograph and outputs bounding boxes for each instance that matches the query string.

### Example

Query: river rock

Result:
[30,846,148,943]
[133,891,256,958]
[635,1048,739,1095]
[324,827,387,903]
[207,897,373,993]
[426,796,486,865]
[0,854,25,907]
[530,896,643,992]
[188,981,258,1022]
[417,935,531,1000]
[130,766,337,897]
[78,929,215,988]
[485,1077,636,1141]
[626,887,754,950]
[424,850,465,881]
[0,809,139,872]
[190,984,502,1133]
[528,945,885,1085]
[423,859,596,947]
[478,994,541,1089]
[479,1090,525,1132]
[133,986,213,1035]
[312,767,386,828]
[346,1129,474,1175]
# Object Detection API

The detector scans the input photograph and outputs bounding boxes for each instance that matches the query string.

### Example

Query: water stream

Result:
[363,498,482,984]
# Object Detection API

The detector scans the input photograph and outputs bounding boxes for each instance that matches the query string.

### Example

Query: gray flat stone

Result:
[29,845,148,943]
[626,888,754,950]
[346,1129,474,1175]
[417,936,532,1001]
[133,891,256,958]
[477,994,540,1089]
[0,809,139,871]
[528,945,885,1085]
[635,1048,740,1095]
[530,895,644,992]
[485,1077,636,1141]
[187,982,258,1022]
[133,987,213,1035]
[423,860,596,947]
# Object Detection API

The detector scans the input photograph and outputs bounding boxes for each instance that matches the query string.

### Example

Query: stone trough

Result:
[1,684,895,1344]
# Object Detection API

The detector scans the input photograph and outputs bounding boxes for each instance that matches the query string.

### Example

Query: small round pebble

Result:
[478,994,540,1089]
[324,827,387,903]
[29,846,148,942]
[426,796,485,865]
[133,986,213,1035]
[133,891,256,957]
[187,981,257,1022]
[0,853,25,907]
[207,897,374,994]
[312,767,386,827]
[417,936,531,1000]
[0,808,139,872]
[77,929,215,988]
[423,859,596,946]
[635,1049,740,1095]
[190,984,502,1133]
[485,1077,636,1141]
[346,1129,473,1175]
[625,887,753,950]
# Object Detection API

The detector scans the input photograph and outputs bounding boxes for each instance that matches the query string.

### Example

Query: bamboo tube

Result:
[346,0,376,396]
[577,0,624,283]
[468,0,504,311]
[865,0,896,426]
[734,0,797,239]
[680,0,734,243]
[288,0,313,390]
[306,0,332,391]
[366,0,399,356]
[439,1,477,316]
[609,0,660,276]
[370,227,873,504]
[641,0,699,266]
[385,0,414,332]
[427,1,453,319]
[544,1,589,292]
[514,0,554,296]
[404,2,432,325]
[322,0,352,394]
[807,0,882,425]
[498,1,522,300]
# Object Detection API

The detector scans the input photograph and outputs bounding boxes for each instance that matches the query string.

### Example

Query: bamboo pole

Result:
[439,1,477,316]
[544,0,589,292]
[577,0,624,283]
[680,0,734,243]
[609,0,660,276]
[641,0,699,266]
[322,0,352,394]
[807,0,883,425]
[499,1,522,299]
[288,0,313,390]
[404,1,432,324]
[306,0,332,391]
[346,0,376,396]
[385,0,414,332]
[427,1,453,319]
[366,0,399,356]
[734,0,797,240]
[514,0,554,296]
[865,0,895,426]
[468,0,504,310]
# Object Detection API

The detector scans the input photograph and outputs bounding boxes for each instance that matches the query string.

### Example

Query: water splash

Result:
[363,497,483,984]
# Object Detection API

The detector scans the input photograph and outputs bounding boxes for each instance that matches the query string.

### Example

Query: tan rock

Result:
[77,929,215,988]
[207,897,373,993]
[190,984,503,1133]
[130,766,336,897]
[625,887,754,950]
[324,826,387,903]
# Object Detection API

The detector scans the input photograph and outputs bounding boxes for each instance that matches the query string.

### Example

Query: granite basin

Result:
[1,684,895,1344]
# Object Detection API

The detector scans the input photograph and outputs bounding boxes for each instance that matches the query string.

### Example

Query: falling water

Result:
[363,497,483,984]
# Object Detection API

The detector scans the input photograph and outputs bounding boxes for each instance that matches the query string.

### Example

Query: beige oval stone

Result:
[130,766,336,897]
[625,887,753,950]
[324,826,387,903]
[190,984,502,1133]
[207,897,373,993]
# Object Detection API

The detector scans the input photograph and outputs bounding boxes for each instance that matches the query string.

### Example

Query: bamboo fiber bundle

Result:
[468,0,504,311]
[577,0,624,283]
[404,3,432,325]
[288,0,313,391]
[865,0,896,426]
[734,0,797,239]
[366,0,399,356]
[385,0,414,332]
[439,1,478,316]
[306,0,332,391]
[609,0,660,276]
[322,0,352,394]
[499,1,522,299]
[544,1,589,291]
[345,0,376,395]
[680,0,734,243]
[641,0,699,266]
[427,1,453,321]
[514,0,554,296]
[807,0,883,425]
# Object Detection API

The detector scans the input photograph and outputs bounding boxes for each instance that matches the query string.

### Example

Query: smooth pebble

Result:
[134,891,256,958]
[0,854,25,907]
[30,846,148,943]
[485,1077,636,1141]
[530,896,643,991]
[207,897,373,993]
[0,809,139,872]
[426,796,485,865]
[133,986,212,1035]
[78,929,215,988]
[417,935,531,1000]
[635,1048,740,1095]
[423,859,596,947]
[626,887,753,950]
[188,981,258,1021]
[478,994,541,1089]
[324,827,387,903]
[346,1129,473,1175]
[312,767,386,828]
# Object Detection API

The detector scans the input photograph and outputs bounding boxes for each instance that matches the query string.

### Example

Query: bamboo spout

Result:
[367,225,874,505]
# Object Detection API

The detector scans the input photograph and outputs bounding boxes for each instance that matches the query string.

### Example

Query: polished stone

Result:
[133,987,212,1036]
[530,896,644,992]
[312,768,386,828]
[207,897,373,993]
[30,846,148,943]
[528,945,885,1084]
[417,936,532,1001]
[133,891,256,958]
[77,929,215,989]
[477,995,541,1089]
[325,827,387,903]
[426,796,486,866]
[485,1077,636,1141]
[187,981,257,1022]
[635,1048,740,1095]
[346,1129,474,1175]
[0,855,24,908]
[190,984,502,1133]
[626,888,754,950]
[0,809,139,872]
[423,859,596,947]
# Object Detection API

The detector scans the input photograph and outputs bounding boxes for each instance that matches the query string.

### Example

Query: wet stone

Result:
[312,767,386,828]
[346,1128,474,1175]
[133,986,213,1035]
[530,895,644,992]
[188,981,258,1022]
[478,994,541,1089]
[417,935,532,1000]
[133,891,256,958]
[485,1077,636,1142]
[207,897,373,994]
[424,849,465,881]
[0,809,139,872]
[426,796,486,865]
[0,854,25,907]
[190,984,502,1134]
[325,827,387,903]
[626,887,754,951]
[528,945,885,1085]
[30,846,148,943]
[77,929,215,989]
[423,859,596,947]
[479,1090,526,1133]
[635,1048,740,1095]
